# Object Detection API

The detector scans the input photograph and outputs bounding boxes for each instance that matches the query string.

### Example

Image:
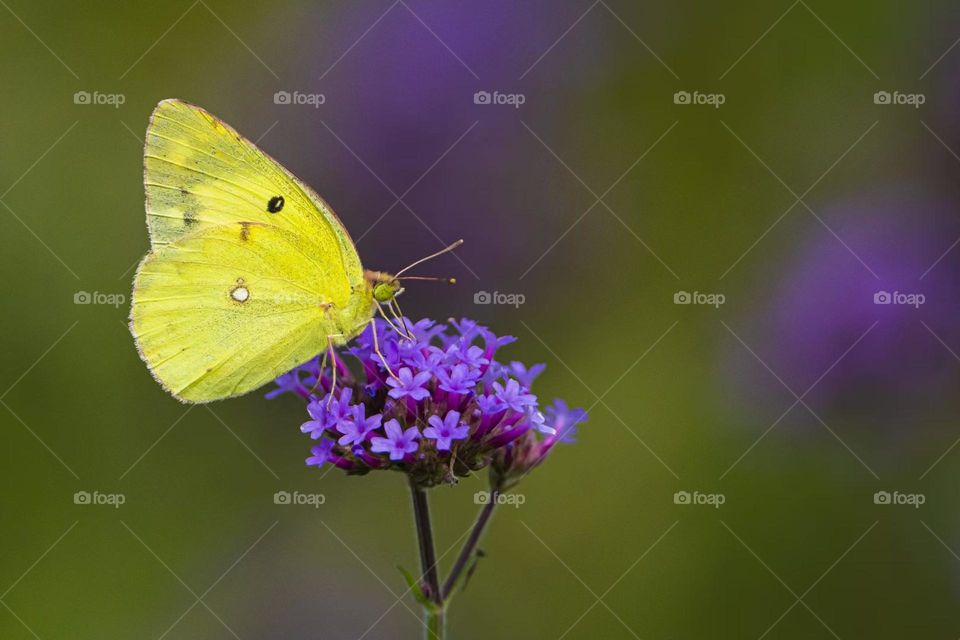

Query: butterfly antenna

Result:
[393,239,464,279]
[396,276,457,284]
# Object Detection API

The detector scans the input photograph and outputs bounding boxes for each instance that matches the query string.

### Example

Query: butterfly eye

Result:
[267,195,284,213]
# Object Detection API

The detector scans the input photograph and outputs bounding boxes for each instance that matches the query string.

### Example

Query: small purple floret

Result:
[386,367,432,401]
[424,410,470,451]
[370,419,421,461]
[491,379,536,413]
[336,406,383,447]
[306,439,336,468]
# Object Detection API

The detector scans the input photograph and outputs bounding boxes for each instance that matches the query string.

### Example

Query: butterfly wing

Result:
[144,99,359,256]
[131,99,375,402]
[131,222,370,402]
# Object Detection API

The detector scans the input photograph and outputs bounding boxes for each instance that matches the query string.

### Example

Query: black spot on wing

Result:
[178,188,200,227]
[267,195,284,213]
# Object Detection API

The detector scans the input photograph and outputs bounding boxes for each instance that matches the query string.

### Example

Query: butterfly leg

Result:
[387,297,415,341]
[369,318,400,381]
[375,301,411,340]
[308,351,328,398]
[307,342,333,398]
[308,303,336,398]
[324,334,343,409]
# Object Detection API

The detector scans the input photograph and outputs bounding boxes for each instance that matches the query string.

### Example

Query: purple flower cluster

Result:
[268,318,587,487]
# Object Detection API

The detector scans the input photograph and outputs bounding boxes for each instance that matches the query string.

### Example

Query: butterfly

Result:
[129,99,459,403]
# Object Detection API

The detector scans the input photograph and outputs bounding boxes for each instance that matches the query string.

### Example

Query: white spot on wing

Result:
[231,286,249,302]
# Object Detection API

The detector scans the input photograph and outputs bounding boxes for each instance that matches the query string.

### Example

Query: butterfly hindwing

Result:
[130,222,358,402]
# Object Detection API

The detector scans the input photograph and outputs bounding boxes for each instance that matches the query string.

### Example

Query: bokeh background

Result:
[3,1,960,638]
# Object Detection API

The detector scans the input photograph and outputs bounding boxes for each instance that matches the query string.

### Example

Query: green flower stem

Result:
[424,605,445,640]
[410,481,444,639]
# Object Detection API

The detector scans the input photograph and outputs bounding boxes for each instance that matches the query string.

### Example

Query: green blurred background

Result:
[3,1,960,638]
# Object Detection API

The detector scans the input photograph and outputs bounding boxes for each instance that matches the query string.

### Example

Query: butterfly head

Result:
[367,271,404,303]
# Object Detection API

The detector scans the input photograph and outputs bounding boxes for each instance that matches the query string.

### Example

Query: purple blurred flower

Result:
[266,368,315,400]
[544,400,587,442]
[728,191,960,428]
[491,402,590,489]
[508,361,546,388]
[268,355,326,399]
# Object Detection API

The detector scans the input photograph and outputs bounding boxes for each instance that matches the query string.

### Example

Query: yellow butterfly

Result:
[130,99,458,403]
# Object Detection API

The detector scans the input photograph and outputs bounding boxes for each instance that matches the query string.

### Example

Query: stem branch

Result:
[442,487,498,599]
